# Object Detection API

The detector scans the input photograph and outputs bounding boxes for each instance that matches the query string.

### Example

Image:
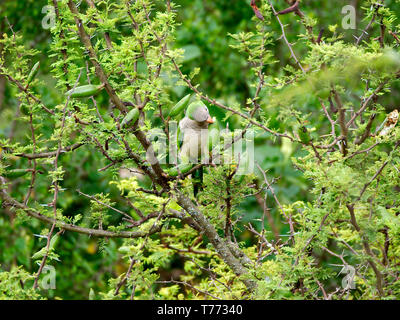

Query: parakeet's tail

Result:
[193,166,203,198]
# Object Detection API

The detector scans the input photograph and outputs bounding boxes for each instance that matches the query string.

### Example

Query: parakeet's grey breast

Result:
[179,104,214,163]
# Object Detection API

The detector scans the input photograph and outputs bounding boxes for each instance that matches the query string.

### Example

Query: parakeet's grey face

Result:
[192,105,211,123]
[185,101,214,125]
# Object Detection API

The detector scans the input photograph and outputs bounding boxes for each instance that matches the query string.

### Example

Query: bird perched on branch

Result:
[179,101,214,196]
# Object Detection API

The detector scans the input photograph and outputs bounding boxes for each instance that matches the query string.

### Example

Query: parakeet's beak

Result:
[206,116,214,124]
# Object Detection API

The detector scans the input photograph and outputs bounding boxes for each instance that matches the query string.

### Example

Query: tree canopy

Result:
[1,0,400,300]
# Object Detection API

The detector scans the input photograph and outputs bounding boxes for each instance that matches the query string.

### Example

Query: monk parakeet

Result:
[179,101,214,196]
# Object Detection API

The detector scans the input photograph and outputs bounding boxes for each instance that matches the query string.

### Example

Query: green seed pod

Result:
[31,248,46,260]
[298,126,311,145]
[121,108,139,128]
[3,169,30,178]
[49,234,60,249]
[65,84,104,98]
[19,103,30,116]
[31,234,60,260]
[167,163,193,177]
[26,62,40,87]
[168,94,191,118]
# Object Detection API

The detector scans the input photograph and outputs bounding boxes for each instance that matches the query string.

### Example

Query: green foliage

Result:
[1,0,400,300]
[0,267,43,300]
